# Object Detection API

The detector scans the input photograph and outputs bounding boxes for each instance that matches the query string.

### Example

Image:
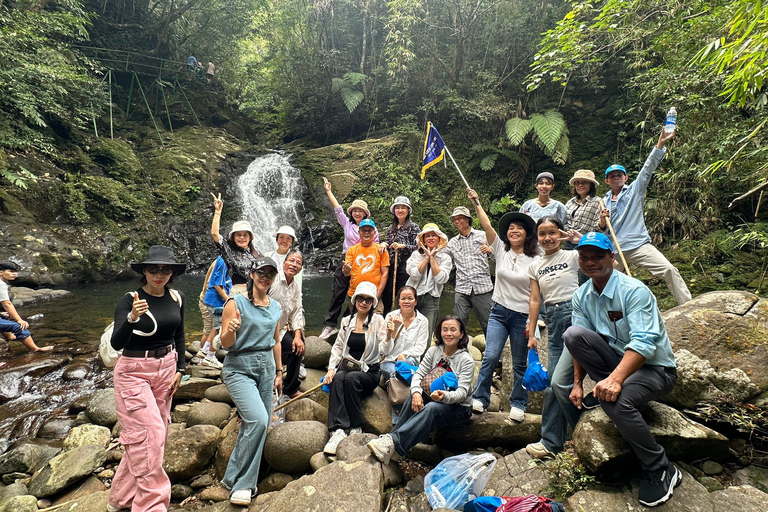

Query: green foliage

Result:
[537,450,596,501]
[690,399,768,451]
[504,110,569,167]
[0,166,36,189]
[505,118,532,146]
[332,73,368,114]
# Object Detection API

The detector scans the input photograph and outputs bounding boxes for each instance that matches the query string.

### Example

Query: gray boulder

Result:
[299,368,329,409]
[185,365,222,379]
[62,424,112,451]
[27,444,107,498]
[0,495,37,512]
[303,336,332,369]
[285,398,328,424]
[172,404,191,423]
[0,483,29,506]
[50,475,105,507]
[250,460,382,512]
[162,425,221,482]
[214,417,239,480]
[310,452,330,472]
[734,465,768,494]
[44,490,110,512]
[0,442,59,474]
[483,449,549,497]
[204,383,233,405]
[263,421,328,474]
[258,473,294,493]
[174,377,218,401]
[36,418,75,439]
[361,387,393,435]
[472,334,486,353]
[572,402,729,473]
[185,402,232,428]
[85,389,117,427]
[438,412,541,451]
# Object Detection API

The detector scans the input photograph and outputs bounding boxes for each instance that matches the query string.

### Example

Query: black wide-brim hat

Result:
[130,245,187,275]
[498,212,536,244]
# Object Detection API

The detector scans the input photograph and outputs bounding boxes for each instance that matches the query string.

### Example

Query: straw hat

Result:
[569,169,599,186]
[228,220,254,242]
[346,199,371,217]
[417,223,448,249]
[389,196,412,214]
[130,245,186,274]
[350,281,379,308]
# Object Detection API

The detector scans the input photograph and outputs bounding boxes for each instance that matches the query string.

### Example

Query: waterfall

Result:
[235,152,312,255]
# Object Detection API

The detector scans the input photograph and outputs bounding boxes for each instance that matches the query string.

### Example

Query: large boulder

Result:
[27,444,107,498]
[204,383,233,405]
[361,387,393,435]
[185,402,232,428]
[50,475,106,506]
[250,460,382,512]
[299,369,329,409]
[162,424,221,482]
[258,473,294,494]
[263,421,328,474]
[0,495,37,512]
[214,417,239,480]
[185,366,222,380]
[43,490,110,512]
[62,424,112,451]
[572,402,729,473]
[0,442,59,474]
[174,377,219,401]
[664,291,768,402]
[285,398,329,424]
[303,336,332,369]
[483,449,549,497]
[85,389,117,427]
[438,412,541,451]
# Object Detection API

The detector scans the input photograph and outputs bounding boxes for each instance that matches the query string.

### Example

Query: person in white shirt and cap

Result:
[266,225,304,289]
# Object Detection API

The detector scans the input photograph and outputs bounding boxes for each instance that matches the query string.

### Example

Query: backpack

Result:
[99,289,182,368]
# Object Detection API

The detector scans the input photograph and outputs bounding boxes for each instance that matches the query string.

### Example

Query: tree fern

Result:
[340,89,364,113]
[529,110,565,153]
[480,153,498,171]
[505,118,532,146]
[343,72,367,86]
[332,74,367,113]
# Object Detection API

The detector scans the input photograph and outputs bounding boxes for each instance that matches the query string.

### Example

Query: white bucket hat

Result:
[350,281,379,309]
[390,196,413,214]
[228,220,254,242]
[275,225,297,242]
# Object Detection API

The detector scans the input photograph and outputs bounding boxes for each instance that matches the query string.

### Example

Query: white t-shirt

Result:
[490,236,538,313]
[526,249,579,305]
[0,280,10,303]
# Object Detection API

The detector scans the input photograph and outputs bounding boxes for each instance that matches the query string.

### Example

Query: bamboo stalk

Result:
[273,382,325,412]
[599,198,632,277]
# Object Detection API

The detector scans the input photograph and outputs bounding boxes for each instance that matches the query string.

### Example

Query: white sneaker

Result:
[201,356,223,369]
[526,441,555,459]
[229,489,251,506]
[107,505,125,512]
[471,399,485,414]
[299,363,307,379]
[194,350,206,360]
[508,407,525,423]
[324,429,347,455]
[367,434,396,465]
[319,326,338,340]
[349,427,362,435]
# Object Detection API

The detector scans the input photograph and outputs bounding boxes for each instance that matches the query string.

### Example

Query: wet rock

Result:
[735,466,768,494]
[185,402,232,428]
[171,484,193,500]
[50,475,105,506]
[45,489,109,512]
[572,402,729,474]
[438,412,541,451]
[258,473,293,493]
[62,362,91,381]
[36,418,75,439]
[190,474,214,488]
[483,449,549,497]
[2,472,28,484]
[174,377,218,401]
[405,443,444,465]
[9,287,70,307]
[263,421,328,474]
[68,394,93,414]
[309,452,329,472]
[0,442,59,474]
[204,383,233,405]
[303,336,332,369]
[299,368,330,409]
[702,461,723,475]
[285,398,328,424]
[28,444,107,498]
[86,389,117,427]
[0,482,29,504]
[62,424,111,451]
[186,365,222,379]
[162,424,221,482]
[0,494,37,512]
[249,460,382,512]
[361,387,393,435]
[198,486,229,502]
[73,411,90,427]
[405,475,424,493]
[697,476,724,491]
[213,417,238,480]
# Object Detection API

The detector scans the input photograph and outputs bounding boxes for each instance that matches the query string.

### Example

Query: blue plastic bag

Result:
[395,361,419,384]
[430,371,458,393]
[424,453,497,510]
[521,349,548,392]
[320,376,331,394]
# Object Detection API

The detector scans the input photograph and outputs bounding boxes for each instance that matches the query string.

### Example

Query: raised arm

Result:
[323,177,340,208]
[467,189,497,245]
[210,192,223,244]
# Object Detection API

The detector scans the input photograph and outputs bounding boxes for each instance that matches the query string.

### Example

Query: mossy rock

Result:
[90,138,143,182]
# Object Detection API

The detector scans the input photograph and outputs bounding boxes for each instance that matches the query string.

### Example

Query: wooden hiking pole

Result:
[273,382,325,412]
[599,198,632,277]
[392,248,399,308]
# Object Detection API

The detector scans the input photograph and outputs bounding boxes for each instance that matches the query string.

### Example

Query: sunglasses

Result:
[255,268,278,280]
[145,265,174,275]
[356,296,374,305]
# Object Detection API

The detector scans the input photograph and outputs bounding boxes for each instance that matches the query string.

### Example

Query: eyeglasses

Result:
[286,258,303,267]
[255,268,278,279]
[356,296,374,305]
[145,265,174,275]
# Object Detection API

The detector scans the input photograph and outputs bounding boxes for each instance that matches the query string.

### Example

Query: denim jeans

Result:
[416,294,440,343]
[539,301,580,453]
[222,350,275,496]
[473,303,528,410]
[390,394,472,455]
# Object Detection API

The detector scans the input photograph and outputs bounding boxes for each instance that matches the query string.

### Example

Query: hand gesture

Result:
[430,390,445,402]
[391,314,403,332]
[210,192,223,213]
[467,189,479,203]
[322,177,332,192]
[387,318,396,336]
[657,126,676,146]
[227,310,241,333]
[411,392,424,412]
[426,247,438,259]
[342,261,352,276]
[557,228,582,244]
[130,292,148,322]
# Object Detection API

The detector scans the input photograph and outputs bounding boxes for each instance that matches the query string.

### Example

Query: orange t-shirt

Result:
[344,243,390,296]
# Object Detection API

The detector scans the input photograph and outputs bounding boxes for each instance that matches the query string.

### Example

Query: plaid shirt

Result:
[565,195,603,234]
[445,229,493,295]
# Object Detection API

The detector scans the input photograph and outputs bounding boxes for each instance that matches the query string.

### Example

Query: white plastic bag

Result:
[270,390,288,429]
[424,453,497,510]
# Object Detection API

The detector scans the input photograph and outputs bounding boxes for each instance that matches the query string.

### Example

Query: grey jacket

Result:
[410,346,474,407]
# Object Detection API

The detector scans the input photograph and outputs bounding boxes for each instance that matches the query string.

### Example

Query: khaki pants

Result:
[616,243,691,305]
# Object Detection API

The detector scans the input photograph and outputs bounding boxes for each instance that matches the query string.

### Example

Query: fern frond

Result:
[549,134,570,165]
[480,154,498,171]
[469,143,498,155]
[530,110,565,152]
[343,72,367,85]
[331,77,346,93]
[340,89,364,113]
[505,118,532,146]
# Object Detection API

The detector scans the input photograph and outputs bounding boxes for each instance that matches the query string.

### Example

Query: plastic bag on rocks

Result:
[424,452,497,510]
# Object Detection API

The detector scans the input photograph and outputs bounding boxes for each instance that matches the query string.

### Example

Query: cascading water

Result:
[236,152,314,255]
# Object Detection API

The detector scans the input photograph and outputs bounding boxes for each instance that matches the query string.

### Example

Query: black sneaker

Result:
[582,392,600,410]
[638,463,682,507]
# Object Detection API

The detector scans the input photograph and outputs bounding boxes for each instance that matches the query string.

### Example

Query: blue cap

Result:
[605,164,627,177]
[358,219,376,229]
[577,232,613,251]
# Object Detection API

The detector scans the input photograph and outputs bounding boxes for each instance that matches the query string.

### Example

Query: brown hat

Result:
[569,169,599,187]
[346,199,371,217]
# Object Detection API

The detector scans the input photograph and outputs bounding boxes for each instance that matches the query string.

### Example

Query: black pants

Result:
[327,365,380,430]
[323,259,351,329]
[381,266,410,316]
[280,330,303,396]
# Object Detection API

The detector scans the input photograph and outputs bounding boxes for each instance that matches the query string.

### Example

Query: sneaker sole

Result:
[638,466,682,507]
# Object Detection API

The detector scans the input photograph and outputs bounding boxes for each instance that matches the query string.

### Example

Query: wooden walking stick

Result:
[273,381,325,412]
[599,198,632,277]
[392,248,399,308]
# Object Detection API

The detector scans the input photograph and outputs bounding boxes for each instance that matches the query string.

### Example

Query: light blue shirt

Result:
[520,199,568,227]
[571,270,675,368]
[602,147,666,251]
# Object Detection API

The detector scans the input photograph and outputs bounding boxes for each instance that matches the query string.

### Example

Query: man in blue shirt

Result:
[600,127,691,304]
[564,232,680,508]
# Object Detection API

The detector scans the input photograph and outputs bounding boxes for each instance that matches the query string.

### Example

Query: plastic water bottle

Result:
[28,314,44,320]
[664,107,677,134]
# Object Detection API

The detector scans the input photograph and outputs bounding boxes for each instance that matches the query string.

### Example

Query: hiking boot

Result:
[324,429,347,455]
[201,356,223,369]
[299,363,307,379]
[582,392,600,410]
[471,399,485,414]
[348,427,362,435]
[229,489,252,506]
[526,442,555,460]
[508,407,525,423]
[638,463,682,507]
[367,434,397,465]
[319,326,338,340]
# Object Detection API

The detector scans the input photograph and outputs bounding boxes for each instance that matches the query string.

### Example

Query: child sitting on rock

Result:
[0,261,52,352]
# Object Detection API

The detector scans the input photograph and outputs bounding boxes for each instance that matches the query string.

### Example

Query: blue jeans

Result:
[0,318,30,340]
[390,394,472,455]
[416,294,440,343]
[222,350,275,496]
[539,301,580,453]
[473,303,528,410]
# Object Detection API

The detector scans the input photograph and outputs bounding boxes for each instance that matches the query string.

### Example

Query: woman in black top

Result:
[379,196,420,315]
[210,192,261,296]
[108,245,186,512]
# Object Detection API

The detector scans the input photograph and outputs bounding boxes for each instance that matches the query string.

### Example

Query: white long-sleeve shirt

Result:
[380,310,430,363]
[268,274,305,332]
[405,250,453,299]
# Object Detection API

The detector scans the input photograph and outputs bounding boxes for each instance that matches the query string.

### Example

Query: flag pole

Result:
[444,145,480,206]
